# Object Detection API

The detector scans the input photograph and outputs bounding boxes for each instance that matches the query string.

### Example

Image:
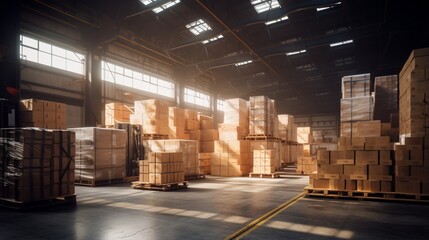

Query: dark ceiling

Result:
[21,0,429,115]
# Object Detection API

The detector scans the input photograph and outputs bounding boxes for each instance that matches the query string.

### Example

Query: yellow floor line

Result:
[224,192,305,240]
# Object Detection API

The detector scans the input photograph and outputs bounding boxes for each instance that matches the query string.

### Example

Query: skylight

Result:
[286,49,306,56]
[202,34,223,44]
[235,60,253,66]
[186,19,212,36]
[317,2,341,11]
[151,0,180,14]
[252,72,265,77]
[139,0,156,5]
[265,15,288,25]
[251,0,281,14]
[330,39,353,47]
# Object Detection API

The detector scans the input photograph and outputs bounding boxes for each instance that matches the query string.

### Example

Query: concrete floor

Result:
[1,174,428,240]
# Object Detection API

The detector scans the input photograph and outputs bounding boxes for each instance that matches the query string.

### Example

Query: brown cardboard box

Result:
[330,150,354,165]
[365,137,391,150]
[379,150,392,165]
[395,180,420,194]
[363,180,380,192]
[316,150,330,164]
[355,151,378,165]
[368,165,392,181]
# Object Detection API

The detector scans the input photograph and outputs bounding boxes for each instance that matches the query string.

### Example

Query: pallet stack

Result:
[212,98,252,177]
[249,96,277,136]
[19,99,67,129]
[251,149,277,177]
[395,137,428,194]
[249,140,281,172]
[340,74,374,137]
[138,152,184,185]
[143,140,199,178]
[168,107,189,139]
[278,114,299,165]
[105,102,133,127]
[197,114,218,174]
[131,99,169,135]
[0,128,75,203]
[71,127,126,186]
[399,48,429,140]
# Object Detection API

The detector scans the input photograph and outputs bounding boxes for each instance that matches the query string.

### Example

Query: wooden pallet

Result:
[249,172,280,178]
[75,178,124,187]
[124,176,139,183]
[0,195,76,211]
[304,187,429,203]
[142,134,169,140]
[131,181,188,191]
[185,174,206,180]
[244,135,280,141]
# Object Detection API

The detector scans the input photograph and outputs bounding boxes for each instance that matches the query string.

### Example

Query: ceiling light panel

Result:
[251,0,281,14]
[186,19,212,35]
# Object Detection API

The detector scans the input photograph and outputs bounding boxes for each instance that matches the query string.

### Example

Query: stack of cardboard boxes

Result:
[296,127,316,174]
[19,99,67,129]
[105,102,133,127]
[340,74,373,137]
[252,150,276,174]
[168,107,189,139]
[212,98,252,177]
[138,152,184,185]
[249,96,278,136]
[197,114,218,174]
[71,127,126,185]
[0,128,75,202]
[131,99,169,135]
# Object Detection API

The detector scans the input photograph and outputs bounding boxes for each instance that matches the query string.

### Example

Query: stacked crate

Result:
[185,109,200,132]
[138,152,184,185]
[168,107,189,139]
[394,137,428,194]
[212,98,251,177]
[373,75,398,123]
[143,140,199,177]
[340,74,373,137]
[198,153,212,175]
[252,150,276,174]
[250,140,281,171]
[197,114,218,174]
[105,102,132,127]
[278,114,294,141]
[71,128,126,185]
[131,99,169,135]
[19,99,67,129]
[399,48,429,140]
[296,127,315,174]
[0,128,75,202]
[249,96,277,136]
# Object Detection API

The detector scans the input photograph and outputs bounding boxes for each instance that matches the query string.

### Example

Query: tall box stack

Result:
[132,99,169,135]
[340,74,374,137]
[19,99,67,129]
[138,152,184,185]
[296,127,315,173]
[219,98,249,140]
[399,48,429,140]
[394,137,428,194]
[197,114,218,174]
[211,140,252,177]
[278,114,294,141]
[250,140,281,170]
[105,102,132,127]
[71,128,126,185]
[143,140,199,177]
[185,109,200,132]
[168,107,189,139]
[249,96,276,136]
[0,128,75,202]
[252,150,276,174]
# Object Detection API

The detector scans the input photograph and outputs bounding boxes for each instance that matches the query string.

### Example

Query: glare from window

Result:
[184,88,210,108]
[330,39,353,47]
[217,99,225,112]
[235,60,253,67]
[202,34,223,44]
[20,35,85,75]
[186,19,212,35]
[139,0,156,5]
[101,60,175,98]
[251,0,281,14]
[265,15,288,25]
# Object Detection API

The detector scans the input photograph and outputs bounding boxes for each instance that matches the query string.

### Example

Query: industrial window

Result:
[217,99,225,112]
[101,60,174,98]
[235,60,253,66]
[265,15,288,25]
[19,35,85,75]
[139,0,181,14]
[202,34,223,44]
[184,88,210,108]
[186,19,212,36]
[251,0,281,14]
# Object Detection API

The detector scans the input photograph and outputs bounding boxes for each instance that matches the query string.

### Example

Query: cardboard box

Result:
[355,151,378,165]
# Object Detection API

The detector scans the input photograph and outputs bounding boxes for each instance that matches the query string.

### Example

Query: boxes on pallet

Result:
[373,75,398,123]
[212,140,251,177]
[355,150,378,165]
[218,124,247,140]
[0,128,75,202]
[249,96,277,136]
[198,153,212,175]
[19,99,68,129]
[143,140,199,177]
[342,73,371,99]
[141,152,184,185]
[252,149,276,174]
[133,99,169,135]
[399,48,429,139]
[278,114,294,141]
[340,96,374,122]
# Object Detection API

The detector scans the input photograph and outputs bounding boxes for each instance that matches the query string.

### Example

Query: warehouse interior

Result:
[1,0,429,239]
